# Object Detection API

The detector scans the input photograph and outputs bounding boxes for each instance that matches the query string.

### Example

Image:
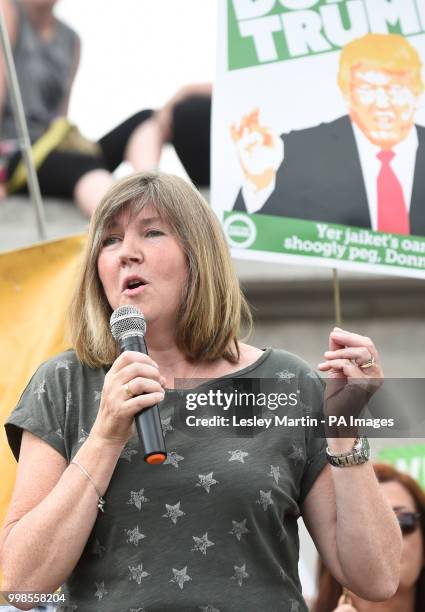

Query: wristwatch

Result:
[326,436,370,467]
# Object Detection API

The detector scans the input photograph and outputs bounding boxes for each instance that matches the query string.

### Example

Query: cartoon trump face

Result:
[338,33,425,149]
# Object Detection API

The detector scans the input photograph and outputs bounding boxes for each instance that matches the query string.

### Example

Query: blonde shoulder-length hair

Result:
[69,172,252,368]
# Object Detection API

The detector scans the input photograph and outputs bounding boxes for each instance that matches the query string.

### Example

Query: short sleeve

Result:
[5,358,68,461]
[298,370,328,505]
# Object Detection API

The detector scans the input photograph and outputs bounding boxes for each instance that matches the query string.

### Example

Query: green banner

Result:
[228,0,425,70]
[223,212,425,273]
[378,444,425,490]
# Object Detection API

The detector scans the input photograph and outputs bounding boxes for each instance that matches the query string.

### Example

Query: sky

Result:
[55,0,217,174]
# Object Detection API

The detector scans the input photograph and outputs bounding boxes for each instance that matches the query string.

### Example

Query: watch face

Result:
[361,437,371,459]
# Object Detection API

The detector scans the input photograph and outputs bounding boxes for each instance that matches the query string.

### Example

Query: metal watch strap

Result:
[326,436,370,467]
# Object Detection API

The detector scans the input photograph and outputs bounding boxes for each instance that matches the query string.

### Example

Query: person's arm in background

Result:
[0,0,18,199]
[125,82,213,172]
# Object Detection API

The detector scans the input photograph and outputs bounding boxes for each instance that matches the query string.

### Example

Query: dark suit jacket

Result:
[233,116,425,236]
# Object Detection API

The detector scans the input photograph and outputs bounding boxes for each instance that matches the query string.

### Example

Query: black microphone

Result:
[110,305,167,465]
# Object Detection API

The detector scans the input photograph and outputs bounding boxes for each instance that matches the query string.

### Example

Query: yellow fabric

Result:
[6,118,101,193]
[0,234,86,540]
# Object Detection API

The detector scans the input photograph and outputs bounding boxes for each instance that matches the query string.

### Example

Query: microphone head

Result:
[110,305,146,342]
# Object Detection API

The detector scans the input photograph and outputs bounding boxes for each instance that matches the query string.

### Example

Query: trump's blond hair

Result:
[338,33,424,96]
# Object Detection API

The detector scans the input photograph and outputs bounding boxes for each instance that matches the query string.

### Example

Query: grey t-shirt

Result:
[5,348,327,612]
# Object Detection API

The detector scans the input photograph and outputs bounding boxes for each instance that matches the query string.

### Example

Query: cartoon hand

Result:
[230,109,283,192]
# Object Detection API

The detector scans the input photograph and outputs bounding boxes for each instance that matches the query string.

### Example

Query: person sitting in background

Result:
[312,463,425,612]
[0,0,157,216]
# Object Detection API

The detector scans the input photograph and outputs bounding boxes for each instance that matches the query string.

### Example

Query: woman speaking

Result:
[1,173,401,611]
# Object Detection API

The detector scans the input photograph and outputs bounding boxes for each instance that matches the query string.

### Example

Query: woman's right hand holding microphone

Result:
[89,351,166,447]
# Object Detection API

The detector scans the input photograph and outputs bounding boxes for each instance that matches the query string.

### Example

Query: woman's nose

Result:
[118,234,143,264]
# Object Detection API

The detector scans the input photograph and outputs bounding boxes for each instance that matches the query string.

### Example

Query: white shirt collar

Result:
[351,120,418,225]
[351,120,418,160]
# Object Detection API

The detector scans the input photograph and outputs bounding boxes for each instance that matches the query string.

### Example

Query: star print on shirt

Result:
[127,489,150,510]
[288,444,305,463]
[164,450,184,468]
[196,472,218,493]
[256,490,274,511]
[275,369,295,383]
[269,465,280,484]
[94,581,108,600]
[128,563,150,585]
[55,428,64,440]
[92,538,106,557]
[191,532,215,555]
[229,519,250,541]
[125,525,146,546]
[162,501,185,525]
[161,416,174,436]
[199,606,221,612]
[231,563,249,586]
[55,360,72,370]
[34,379,46,401]
[228,450,249,464]
[93,390,102,402]
[290,599,301,612]
[170,566,192,590]
[120,447,139,462]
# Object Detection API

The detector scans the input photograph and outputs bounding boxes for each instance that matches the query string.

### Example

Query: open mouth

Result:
[122,277,147,294]
[127,279,145,289]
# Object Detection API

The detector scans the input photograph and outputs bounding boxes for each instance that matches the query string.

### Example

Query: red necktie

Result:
[377,150,409,234]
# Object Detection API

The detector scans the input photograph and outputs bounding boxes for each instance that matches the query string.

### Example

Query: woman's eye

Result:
[146,229,163,237]
[102,235,121,246]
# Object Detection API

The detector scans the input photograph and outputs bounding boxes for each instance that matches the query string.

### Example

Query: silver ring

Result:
[123,382,134,398]
[359,356,375,369]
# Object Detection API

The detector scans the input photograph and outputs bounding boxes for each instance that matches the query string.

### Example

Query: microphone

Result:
[110,305,167,465]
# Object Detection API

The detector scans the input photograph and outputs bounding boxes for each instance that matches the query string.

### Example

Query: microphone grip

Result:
[119,336,167,464]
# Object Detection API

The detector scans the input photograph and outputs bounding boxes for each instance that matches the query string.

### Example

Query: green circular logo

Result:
[223,214,257,249]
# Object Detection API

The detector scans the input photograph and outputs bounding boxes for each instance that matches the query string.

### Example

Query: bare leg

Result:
[124,115,166,171]
[73,169,115,217]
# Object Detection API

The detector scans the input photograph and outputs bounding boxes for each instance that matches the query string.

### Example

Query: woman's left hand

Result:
[318,326,383,380]
[317,327,384,436]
